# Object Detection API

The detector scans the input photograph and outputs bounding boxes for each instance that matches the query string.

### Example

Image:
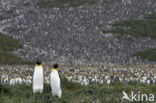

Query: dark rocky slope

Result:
[0,0,156,65]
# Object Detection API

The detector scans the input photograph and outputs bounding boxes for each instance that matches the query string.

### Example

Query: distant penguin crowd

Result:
[33,61,62,98]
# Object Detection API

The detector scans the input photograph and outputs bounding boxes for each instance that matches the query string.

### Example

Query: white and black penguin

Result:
[50,64,62,98]
[33,61,44,94]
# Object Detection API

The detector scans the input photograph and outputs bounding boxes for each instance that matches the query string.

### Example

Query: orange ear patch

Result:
[37,65,42,68]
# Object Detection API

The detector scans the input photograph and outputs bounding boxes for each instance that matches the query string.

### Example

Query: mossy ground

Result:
[0,33,32,65]
[37,0,96,8]
[134,48,156,62]
[0,78,156,103]
[103,13,156,38]
[103,13,156,62]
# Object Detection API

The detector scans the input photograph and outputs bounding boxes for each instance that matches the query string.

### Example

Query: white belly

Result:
[50,71,62,98]
[33,67,43,93]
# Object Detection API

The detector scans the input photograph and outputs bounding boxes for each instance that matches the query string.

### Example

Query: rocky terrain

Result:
[1,65,156,85]
[0,0,156,65]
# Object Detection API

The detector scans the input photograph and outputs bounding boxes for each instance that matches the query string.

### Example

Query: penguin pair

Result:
[33,61,62,98]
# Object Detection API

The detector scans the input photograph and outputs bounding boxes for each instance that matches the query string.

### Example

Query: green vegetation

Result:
[28,10,34,14]
[24,2,30,6]
[0,33,22,52]
[134,48,156,62]
[103,13,156,62]
[0,78,156,103]
[104,0,119,3]
[37,0,96,8]
[103,13,156,38]
[0,33,32,65]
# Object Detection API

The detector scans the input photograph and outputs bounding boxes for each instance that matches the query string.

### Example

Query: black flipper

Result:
[58,71,62,91]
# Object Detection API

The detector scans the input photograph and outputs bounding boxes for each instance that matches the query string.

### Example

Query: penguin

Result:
[50,63,62,98]
[33,61,44,94]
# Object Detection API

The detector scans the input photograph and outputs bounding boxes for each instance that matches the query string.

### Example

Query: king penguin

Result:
[33,61,44,94]
[50,63,62,98]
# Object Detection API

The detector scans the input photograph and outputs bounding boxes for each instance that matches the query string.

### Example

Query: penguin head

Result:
[53,63,58,69]
[36,60,41,66]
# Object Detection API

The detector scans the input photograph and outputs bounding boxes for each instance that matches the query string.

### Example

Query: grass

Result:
[102,13,156,62]
[103,13,156,38]
[134,48,156,62]
[24,2,30,6]
[0,33,32,65]
[37,0,96,8]
[104,0,119,3]
[0,33,22,52]
[0,78,156,103]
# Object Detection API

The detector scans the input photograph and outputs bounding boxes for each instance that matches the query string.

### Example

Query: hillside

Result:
[0,0,156,65]
[0,33,31,64]
[104,13,156,62]
[1,1,156,103]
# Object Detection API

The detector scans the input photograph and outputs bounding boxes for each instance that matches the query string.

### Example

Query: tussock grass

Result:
[134,48,156,62]
[0,33,32,65]
[37,0,96,8]
[103,13,156,38]
[0,79,156,103]
[103,13,156,62]
[0,33,22,52]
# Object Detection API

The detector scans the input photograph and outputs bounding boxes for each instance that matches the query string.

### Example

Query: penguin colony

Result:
[1,64,156,86]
